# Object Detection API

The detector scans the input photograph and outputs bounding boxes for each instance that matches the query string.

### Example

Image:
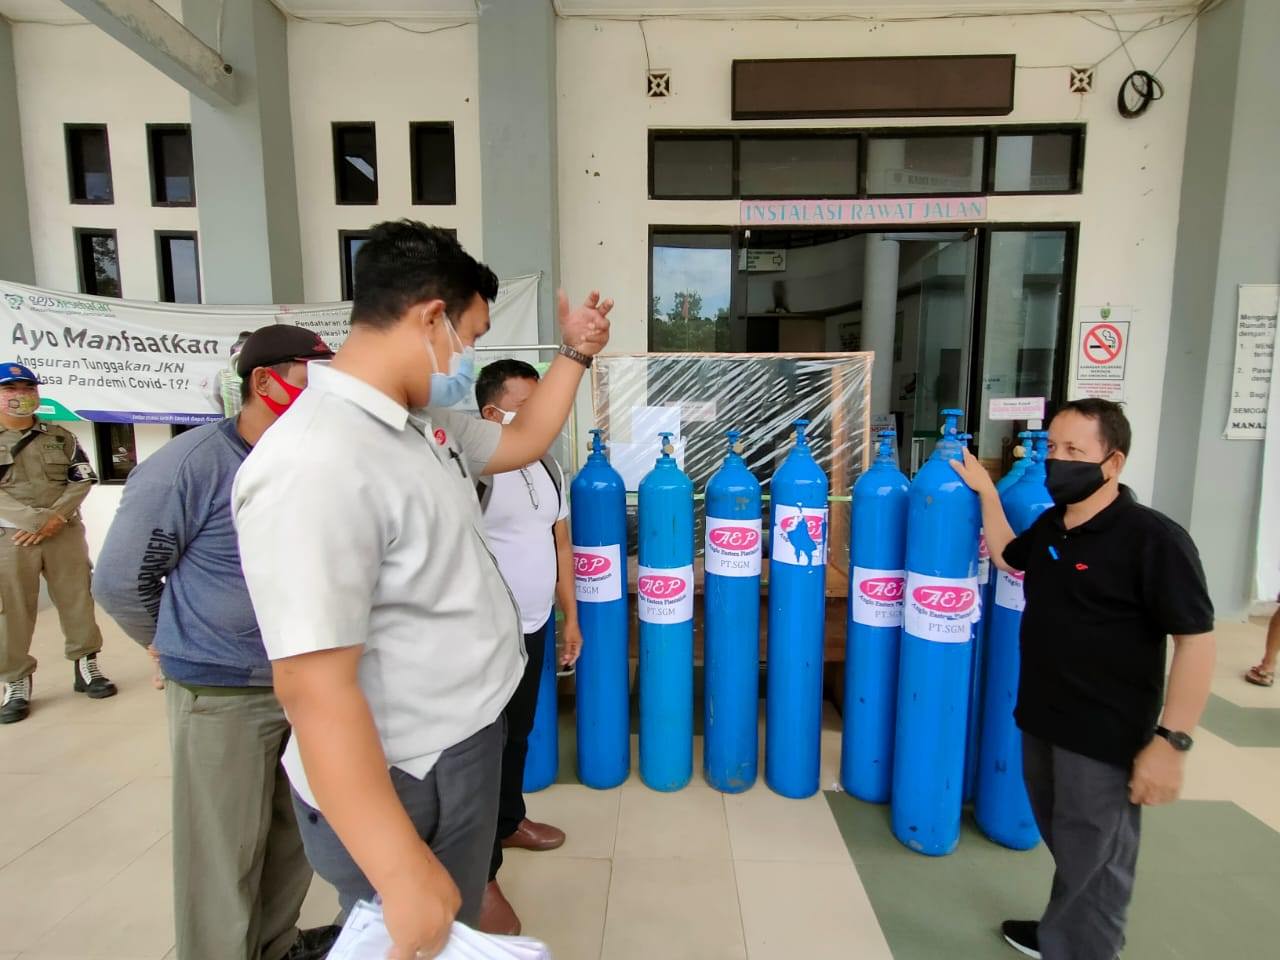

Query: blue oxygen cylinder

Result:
[969,431,1032,803]
[765,419,831,799]
[523,620,558,792]
[892,409,981,856]
[638,432,696,791]
[976,431,1052,850]
[960,432,984,805]
[704,430,763,793]
[570,429,630,789]
[842,429,910,803]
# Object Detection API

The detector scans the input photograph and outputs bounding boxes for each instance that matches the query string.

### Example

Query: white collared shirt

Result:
[232,361,525,809]
[482,461,568,634]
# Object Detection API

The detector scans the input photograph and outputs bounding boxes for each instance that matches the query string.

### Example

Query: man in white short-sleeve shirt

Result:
[232,221,612,960]
[471,360,584,935]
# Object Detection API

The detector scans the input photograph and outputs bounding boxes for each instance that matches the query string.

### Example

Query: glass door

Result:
[972,229,1072,478]
[890,233,980,471]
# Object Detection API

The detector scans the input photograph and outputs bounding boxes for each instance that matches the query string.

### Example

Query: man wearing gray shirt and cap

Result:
[233,220,611,960]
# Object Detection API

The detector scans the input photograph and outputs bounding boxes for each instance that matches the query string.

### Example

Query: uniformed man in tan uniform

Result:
[1,363,115,724]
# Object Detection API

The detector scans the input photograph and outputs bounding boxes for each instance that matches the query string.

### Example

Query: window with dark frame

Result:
[66,125,113,203]
[340,231,371,301]
[651,135,734,199]
[75,229,122,297]
[157,232,201,303]
[992,131,1081,194]
[340,228,456,300]
[94,421,138,485]
[739,134,859,199]
[865,134,985,196]
[411,123,457,205]
[649,125,1084,200]
[333,123,378,205]
[148,124,196,205]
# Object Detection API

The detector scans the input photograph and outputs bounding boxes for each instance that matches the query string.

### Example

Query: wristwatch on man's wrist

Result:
[559,343,593,368]
[1154,725,1194,751]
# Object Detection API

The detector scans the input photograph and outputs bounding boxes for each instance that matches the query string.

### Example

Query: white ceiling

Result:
[0,0,1199,26]
[550,0,1198,14]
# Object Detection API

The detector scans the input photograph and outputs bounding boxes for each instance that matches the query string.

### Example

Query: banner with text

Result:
[0,275,540,423]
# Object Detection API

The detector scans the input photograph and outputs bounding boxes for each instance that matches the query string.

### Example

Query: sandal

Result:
[1245,665,1275,687]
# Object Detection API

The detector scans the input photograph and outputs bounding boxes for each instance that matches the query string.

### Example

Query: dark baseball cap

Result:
[0,362,41,385]
[235,325,334,377]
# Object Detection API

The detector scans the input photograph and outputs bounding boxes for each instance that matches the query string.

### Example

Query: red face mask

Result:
[262,369,304,417]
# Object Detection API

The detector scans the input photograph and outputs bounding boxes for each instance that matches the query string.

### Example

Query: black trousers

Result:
[489,619,550,881]
[1022,733,1142,960]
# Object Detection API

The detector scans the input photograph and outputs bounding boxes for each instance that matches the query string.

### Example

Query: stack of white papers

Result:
[328,899,551,960]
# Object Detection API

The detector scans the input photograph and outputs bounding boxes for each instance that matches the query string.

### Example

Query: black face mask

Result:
[1044,455,1112,507]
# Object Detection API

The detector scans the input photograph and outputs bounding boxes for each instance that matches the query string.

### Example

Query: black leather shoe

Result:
[287,924,342,960]
[1,675,32,724]
[72,654,118,699]
[1001,920,1041,958]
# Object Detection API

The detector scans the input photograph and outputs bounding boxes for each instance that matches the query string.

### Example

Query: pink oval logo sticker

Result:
[638,575,687,600]
[859,576,905,602]
[575,553,611,577]
[780,515,825,540]
[912,586,977,614]
[709,526,760,551]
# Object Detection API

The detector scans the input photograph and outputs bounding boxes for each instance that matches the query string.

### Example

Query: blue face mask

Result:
[427,313,476,408]
[430,347,476,408]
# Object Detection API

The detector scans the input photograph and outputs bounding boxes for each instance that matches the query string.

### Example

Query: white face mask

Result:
[496,408,516,425]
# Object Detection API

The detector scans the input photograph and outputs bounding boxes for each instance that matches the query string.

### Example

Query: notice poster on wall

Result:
[1224,284,1279,441]
[1072,305,1132,402]
[1256,350,1280,603]
[0,276,539,423]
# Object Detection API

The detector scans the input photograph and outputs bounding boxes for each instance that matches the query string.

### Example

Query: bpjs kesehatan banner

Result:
[0,275,540,424]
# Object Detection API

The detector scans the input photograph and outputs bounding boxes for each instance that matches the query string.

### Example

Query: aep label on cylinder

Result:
[637,564,694,624]
[573,543,623,603]
[851,567,906,627]
[903,572,980,642]
[705,517,763,578]
[771,505,829,567]
[995,569,1026,612]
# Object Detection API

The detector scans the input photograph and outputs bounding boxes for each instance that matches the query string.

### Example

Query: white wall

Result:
[287,20,484,302]
[11,18,196,553]
[556,11,1198,501]
[12,21,197,302]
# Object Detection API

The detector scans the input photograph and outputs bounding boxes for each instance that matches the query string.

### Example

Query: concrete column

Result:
[0,18,35,285]
[1154,0,1280,617]
[181,0,302,303]
[477,0,558,342]
[862,234,900,415]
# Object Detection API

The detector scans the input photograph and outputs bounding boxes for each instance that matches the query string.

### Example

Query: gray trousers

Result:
[167,684,312,960]
[292,719,504,927]
[1022,734,1141,960]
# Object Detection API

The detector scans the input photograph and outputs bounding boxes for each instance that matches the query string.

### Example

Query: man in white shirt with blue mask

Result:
[471,359,583,935]
[233,220,611,960]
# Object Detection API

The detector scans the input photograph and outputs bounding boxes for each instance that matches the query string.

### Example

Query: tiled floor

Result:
[1,609,1276,959]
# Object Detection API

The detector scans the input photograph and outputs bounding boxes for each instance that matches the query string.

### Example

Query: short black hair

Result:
[1054,398,1132,457]
[350,220,499,328]
[238,360,297,404]
[475,359,540,410]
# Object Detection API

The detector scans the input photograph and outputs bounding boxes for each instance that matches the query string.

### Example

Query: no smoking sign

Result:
[1074,307,1132,401]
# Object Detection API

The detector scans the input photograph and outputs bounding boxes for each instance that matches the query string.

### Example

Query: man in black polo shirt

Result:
[953,398,1216,960]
